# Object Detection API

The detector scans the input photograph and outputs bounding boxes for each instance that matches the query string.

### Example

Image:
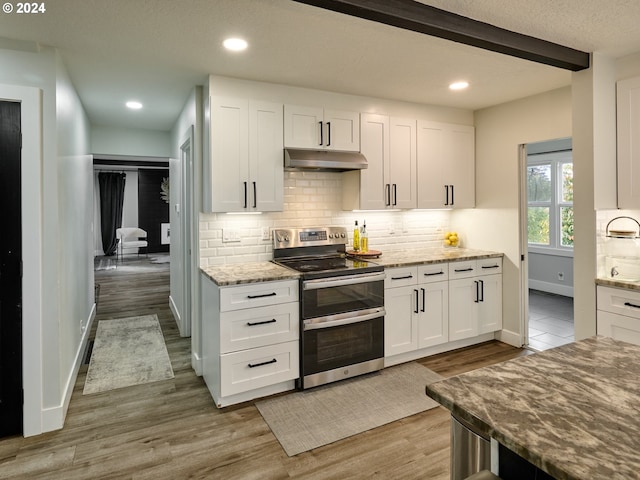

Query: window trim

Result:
[527,150,573,253]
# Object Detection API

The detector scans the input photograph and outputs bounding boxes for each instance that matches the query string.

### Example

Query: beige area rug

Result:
[83,314,174,395]
[256,362,444,456]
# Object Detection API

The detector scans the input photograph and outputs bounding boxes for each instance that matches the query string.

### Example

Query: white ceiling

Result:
[1,0,639,131]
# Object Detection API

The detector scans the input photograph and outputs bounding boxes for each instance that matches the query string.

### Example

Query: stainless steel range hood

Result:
[284,148,367,171]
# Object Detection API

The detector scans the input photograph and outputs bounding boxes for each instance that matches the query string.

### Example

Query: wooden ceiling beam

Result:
[292,0,590,71]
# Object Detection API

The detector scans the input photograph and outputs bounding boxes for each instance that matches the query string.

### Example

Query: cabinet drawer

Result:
[220,280,298,312]
[597,286,640,319]
[477,257,502,274]
[220,302,299,353]
[385,266,418,288]
[597,310,640,346]
[418,263,449,283]
[220,341,299,397]
[449,260,477,279]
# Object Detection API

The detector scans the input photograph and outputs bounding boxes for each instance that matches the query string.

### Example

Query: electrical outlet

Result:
[558,272,564,281]
[223,229,241,243]
[261,227,271,241]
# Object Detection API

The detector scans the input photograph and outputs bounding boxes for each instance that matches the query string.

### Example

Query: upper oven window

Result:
[302,275,384,319]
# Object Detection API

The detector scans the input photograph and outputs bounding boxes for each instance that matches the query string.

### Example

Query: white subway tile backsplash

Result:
[199,171,451,265]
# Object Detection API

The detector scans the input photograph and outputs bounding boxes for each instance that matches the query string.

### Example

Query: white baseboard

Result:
[169,295,183,334]
[496,328,523,347]
[529,279,573,297]
[42,303,96,433]
[384,333,496,367]
[192,350,203,377]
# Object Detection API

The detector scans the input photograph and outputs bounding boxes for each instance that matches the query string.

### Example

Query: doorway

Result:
[0,100,23,437]
[521,138,575,351]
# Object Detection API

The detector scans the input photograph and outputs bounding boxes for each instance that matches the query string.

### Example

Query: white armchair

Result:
[115,227,148,262]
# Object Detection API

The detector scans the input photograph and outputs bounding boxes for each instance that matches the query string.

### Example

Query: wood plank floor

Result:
[0,259,532,479]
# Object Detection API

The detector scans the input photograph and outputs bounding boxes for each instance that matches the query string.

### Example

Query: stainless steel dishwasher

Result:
[451,415,491,480]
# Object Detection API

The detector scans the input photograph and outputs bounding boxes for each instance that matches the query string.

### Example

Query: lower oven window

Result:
[303,316,384,376]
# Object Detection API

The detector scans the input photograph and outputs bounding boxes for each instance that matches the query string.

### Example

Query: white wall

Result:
[170,86,203,371]
[91,125,172,157]
[55,53,93,432]
[452,87,572,346]
[0,45,92,434]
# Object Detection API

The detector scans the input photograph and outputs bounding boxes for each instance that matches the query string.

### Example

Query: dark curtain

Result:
[98,172,126,256]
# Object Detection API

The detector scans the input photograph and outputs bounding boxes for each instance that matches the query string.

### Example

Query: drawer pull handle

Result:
[424,271,444,276]
[247,292,277,299]
[391,275,413,280]
[247,319,277,326]
[481,265,500,269]
[624,301,640,309]
[248,358,277,368]
[454,268,474,272]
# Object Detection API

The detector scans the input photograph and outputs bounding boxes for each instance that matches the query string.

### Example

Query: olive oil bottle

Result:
[353,220,360,251]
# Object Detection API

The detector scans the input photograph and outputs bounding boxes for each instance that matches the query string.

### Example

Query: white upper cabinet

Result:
[416,120,475,209]
[617,76,640,209]
[209,96,283,213]
[343,113,416,210]
[284,105,360,152]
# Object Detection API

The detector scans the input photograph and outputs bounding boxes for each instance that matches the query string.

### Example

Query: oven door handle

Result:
[303,271,386,290]
[303,307,386,331]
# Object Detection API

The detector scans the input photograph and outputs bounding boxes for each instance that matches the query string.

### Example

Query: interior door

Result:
[0,100,23,437]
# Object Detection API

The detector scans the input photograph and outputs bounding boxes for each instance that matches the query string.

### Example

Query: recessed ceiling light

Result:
[126,101,143,110]
[223,37,248,52]
[449,81,469,91]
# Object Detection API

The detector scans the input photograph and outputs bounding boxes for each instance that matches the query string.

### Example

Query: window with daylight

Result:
[527,149,573,252]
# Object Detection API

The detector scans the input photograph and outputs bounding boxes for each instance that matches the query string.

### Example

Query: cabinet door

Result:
[389,117,417,209]
[416,120,447,208]
[449,277,479,341]
[249,101,283,212]
[617,76,640,208]
[478,274,502,334]
[385,285,418,357]
[358,113,390,210]
[597,310,640,346]
[210,97,249,212]
[324,109,360,152]
[284,105,323,149]
[418,281,449,348]
[446,124,475,208]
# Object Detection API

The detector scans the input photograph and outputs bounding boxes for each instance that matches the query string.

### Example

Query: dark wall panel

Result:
[138,169,170,253]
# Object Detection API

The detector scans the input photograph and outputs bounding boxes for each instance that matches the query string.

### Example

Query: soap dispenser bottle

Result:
[353,220,360,251]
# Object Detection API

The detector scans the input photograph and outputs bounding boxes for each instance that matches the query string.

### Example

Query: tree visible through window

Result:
[527,151,573,250]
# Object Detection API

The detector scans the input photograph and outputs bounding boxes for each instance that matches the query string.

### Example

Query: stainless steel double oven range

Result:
[273,226,385,390]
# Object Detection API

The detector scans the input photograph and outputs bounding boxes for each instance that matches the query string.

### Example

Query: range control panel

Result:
[272,226,347,249]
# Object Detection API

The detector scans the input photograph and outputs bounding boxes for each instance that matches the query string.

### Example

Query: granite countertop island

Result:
[426,336,640,480]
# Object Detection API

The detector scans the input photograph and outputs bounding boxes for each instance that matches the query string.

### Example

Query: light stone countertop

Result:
[200,262,299,286]
[596,277,640,291]
[200,248,503,285]
[368,247,503,268]
[427,336,640,480]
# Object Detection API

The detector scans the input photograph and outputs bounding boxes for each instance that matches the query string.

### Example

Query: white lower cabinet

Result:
[202,276,299,407]
[384,264,450,358]
[385,259,502,362]
[449,259,503,342]
[597,285,640,345]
